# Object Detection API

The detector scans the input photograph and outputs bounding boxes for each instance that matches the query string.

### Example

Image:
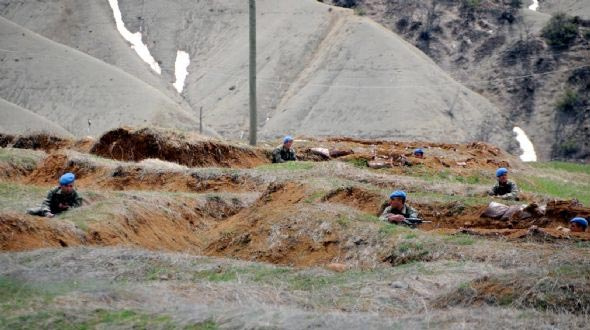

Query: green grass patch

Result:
[256,161,314,171]
[444,233,476,246]
[530,161,590,175]
[346,158,368,168]
[400,166,493,186]
[0,148,44,170]
[0,182,48,213]
[517,175,590,205]
[192,269,238,282]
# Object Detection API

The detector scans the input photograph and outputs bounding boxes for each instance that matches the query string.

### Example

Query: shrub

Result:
[332,0,358,8]
[541,13,579,49]
[463,0,482,9]
[555,89,582,113]
[509,0,523,9]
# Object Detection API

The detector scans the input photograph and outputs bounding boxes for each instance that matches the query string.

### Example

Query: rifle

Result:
[402,218,432,228]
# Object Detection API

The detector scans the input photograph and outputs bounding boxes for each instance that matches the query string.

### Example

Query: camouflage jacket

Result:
[40,186,83,215]
[488,180,519,200]
[272,146,297,163]
[379,204,419,222]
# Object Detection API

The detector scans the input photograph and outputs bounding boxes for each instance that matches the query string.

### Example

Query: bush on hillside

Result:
[509,0,523,9]
[541,13,580,49]
[555,89,583,114]
[332,0,359,8]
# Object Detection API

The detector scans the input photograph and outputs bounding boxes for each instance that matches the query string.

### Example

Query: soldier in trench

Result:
[488,167,520,201]
[379,190,420,224]
[272,135,297,163]
[26,172,83,218]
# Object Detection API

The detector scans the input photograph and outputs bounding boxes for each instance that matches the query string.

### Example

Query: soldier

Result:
[569,217,588,233]
[26,172,83,218]
[272,135,297,163]
[488,167,519,201]
[413,148,424,159]
[379,190,420,224]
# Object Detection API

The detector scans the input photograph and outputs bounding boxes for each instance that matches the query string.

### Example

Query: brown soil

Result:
[90,127,270,168]
[11,134,72,152]
[203,182,344,267]
[298,137,517,173]
[323,186,384,215]
[24,153,263,193]
[0,213,85,251]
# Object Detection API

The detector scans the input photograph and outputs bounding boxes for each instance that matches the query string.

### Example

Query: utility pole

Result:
[249,0,257,146]
[199,106,203,134]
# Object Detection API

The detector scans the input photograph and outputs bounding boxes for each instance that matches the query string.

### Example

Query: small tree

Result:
[541,13,579,49]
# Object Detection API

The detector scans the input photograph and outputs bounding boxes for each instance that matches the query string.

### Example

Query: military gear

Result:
[496,167,508,177]
[414,148,424,155]
[488,180,519,200]
[402,217,431,228]
[283,135,294,144]
[379,204,419,222]
[389,190,407,202]
[272,146,297,163]
[59,172,75,185]
[27,186,82,217]
[571,217,588,230]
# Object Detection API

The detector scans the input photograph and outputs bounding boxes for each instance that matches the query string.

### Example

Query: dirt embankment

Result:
[90,127,270,168]
[24,153,263,194]
[298,137,516,173]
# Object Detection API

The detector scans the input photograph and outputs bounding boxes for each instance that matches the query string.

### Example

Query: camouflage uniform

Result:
[27,186,83,217]
[271,145,297,163]
[488,180,520,200]
[379,204,419,222]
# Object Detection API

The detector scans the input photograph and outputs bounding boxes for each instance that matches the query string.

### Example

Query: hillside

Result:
[0,16,217,138]
[1,0,514,150]
[1,130,589,328]
[326,0,590,160]
[0,98,73,138]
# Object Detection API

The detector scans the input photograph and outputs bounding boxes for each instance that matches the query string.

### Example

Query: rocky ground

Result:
[0,128,589,328]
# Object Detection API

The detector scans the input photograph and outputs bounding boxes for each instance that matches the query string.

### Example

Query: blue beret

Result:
[414,148,424,155]
[283,135,293,144]
[389,190,407,201]
[59,172,75,185]
[496,167,508,177]
[570,217,588,229]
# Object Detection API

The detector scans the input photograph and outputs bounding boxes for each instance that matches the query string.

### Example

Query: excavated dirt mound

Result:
[90,127,270,168]
[0,133,14,147]
[10,134,71,152]
[203,182,344,267]
[298,137,516,173]
[0,213,85,250]
[0,195,247,252]
[322,186,384,215]
[25,153,264,193]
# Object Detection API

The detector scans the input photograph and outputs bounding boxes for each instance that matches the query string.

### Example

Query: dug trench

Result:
[2,176,590,270]
[1,132,589,270]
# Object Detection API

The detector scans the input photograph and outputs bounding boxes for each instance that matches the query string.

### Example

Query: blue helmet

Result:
[59,172,75,185]
[496,167,508,177]
[414,148,424,155]
[283,135,294,144]
[570,217,588,230]
[389,190,407,202]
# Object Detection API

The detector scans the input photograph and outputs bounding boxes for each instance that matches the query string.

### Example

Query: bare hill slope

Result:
[0,98,73,137]
[115,0,511,147]
[0,16,216,137]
